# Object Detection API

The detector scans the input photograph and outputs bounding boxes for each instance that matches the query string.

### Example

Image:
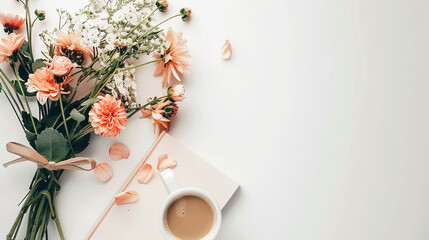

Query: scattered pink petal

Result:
[109,143,130,161]
[221,40,232,60]
[94,163,113,182]
[137,163,154,184]
[157,154,177,171]
[114,190,139,205]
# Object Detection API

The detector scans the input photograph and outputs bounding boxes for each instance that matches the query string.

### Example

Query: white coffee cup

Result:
[159,169,222,240]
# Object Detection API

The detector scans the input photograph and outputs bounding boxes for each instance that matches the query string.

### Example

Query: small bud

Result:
[35,10,46,21]
[156,0,169,12]
[180,8,191,21]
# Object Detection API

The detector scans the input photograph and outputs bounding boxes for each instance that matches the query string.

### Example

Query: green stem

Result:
[25,0,34,61]
[52,193,65,240]
[59,92,75,157]
[142,14,181,37]
[0,75,24,128]
[119,59,161,72]
[127,95,167,118]
[0,68,25,110]
[12,62,38,134]
[124,8,158,39]
[6,210,24,240]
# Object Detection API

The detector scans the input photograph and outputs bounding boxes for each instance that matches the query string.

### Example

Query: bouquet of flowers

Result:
[0,0,191,239]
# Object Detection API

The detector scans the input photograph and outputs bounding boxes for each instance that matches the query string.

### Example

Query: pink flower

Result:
[49,56,74,77]
[26,67,70,104]
[154,28,190,87]
[167,84,185,102]
[0,13,25,32]
[89,95,127,137]
[0,33,25,63]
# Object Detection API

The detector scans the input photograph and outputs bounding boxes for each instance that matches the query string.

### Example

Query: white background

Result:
[1,0,428,239]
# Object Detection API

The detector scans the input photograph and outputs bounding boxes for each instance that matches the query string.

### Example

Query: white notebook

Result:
[87,132,239,239]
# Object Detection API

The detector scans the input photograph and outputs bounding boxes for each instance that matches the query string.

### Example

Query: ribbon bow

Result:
[4,142,96,171]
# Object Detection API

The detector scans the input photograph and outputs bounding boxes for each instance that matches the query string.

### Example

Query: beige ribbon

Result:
[4,142,96,171]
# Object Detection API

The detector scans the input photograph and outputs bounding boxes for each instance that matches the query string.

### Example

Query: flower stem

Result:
[12,62,38,134]
[0,68,25,111]
[0,74,24,128]
[127,95,167,118]
[52,189,65,240]
[142,14,181,37]
[6,210,24,240]
[124,8,158,39]
[119,59,162,72]
[59,92,75,157]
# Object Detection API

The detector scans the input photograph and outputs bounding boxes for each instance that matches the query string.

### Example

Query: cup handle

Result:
[160,169,181,194]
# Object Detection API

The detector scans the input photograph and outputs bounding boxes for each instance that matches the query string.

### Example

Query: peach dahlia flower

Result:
[52,30,92,62]
[0,12,25,31]
[89,95,127,138]
[154,28,190,87]
[0,33,25,62]
[26,67,70,105]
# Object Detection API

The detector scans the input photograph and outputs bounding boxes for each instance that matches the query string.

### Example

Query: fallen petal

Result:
[221,40,232,60]
[109,143,130,161]
[114,190,139,205]
[157,154,177,171]
[137,163,154,184]
[94,162,113,182]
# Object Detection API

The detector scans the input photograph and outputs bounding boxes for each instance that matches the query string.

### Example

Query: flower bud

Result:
[167,84,185,102]
[35,10,46,21]
[156,0,169,12]
[180,8,191,21]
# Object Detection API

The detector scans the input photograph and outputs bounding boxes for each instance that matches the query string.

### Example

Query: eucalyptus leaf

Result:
[70,108,85,122]
[0,82,2,93]
[12,80,36,96]
[35,128,69,162]
[81,98,99,107]
[32,59,46,72]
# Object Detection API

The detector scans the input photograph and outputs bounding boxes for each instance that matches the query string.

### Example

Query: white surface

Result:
[0,0,429,239]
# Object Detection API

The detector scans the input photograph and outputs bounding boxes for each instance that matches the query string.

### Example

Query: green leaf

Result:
[32,59,46,72]
[12,80,36,96]
[0,82,2,93]
[40,104,60,128]
[18,64,29,80]
[81,98,99,107]
[72,133,90,154]
[24,130,37,149]
[21,111,41,133]
[70,108,85,122]
[19,41,31,60]
[35,128,69,162]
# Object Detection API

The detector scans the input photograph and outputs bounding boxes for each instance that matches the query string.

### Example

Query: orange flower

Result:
[154,28,190,87]
[52,30,92,64]
[0,13,25,32]
[141,98,175,135]
[26,67,70,104]
[0,33,25,63]
[89,95,127,137]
